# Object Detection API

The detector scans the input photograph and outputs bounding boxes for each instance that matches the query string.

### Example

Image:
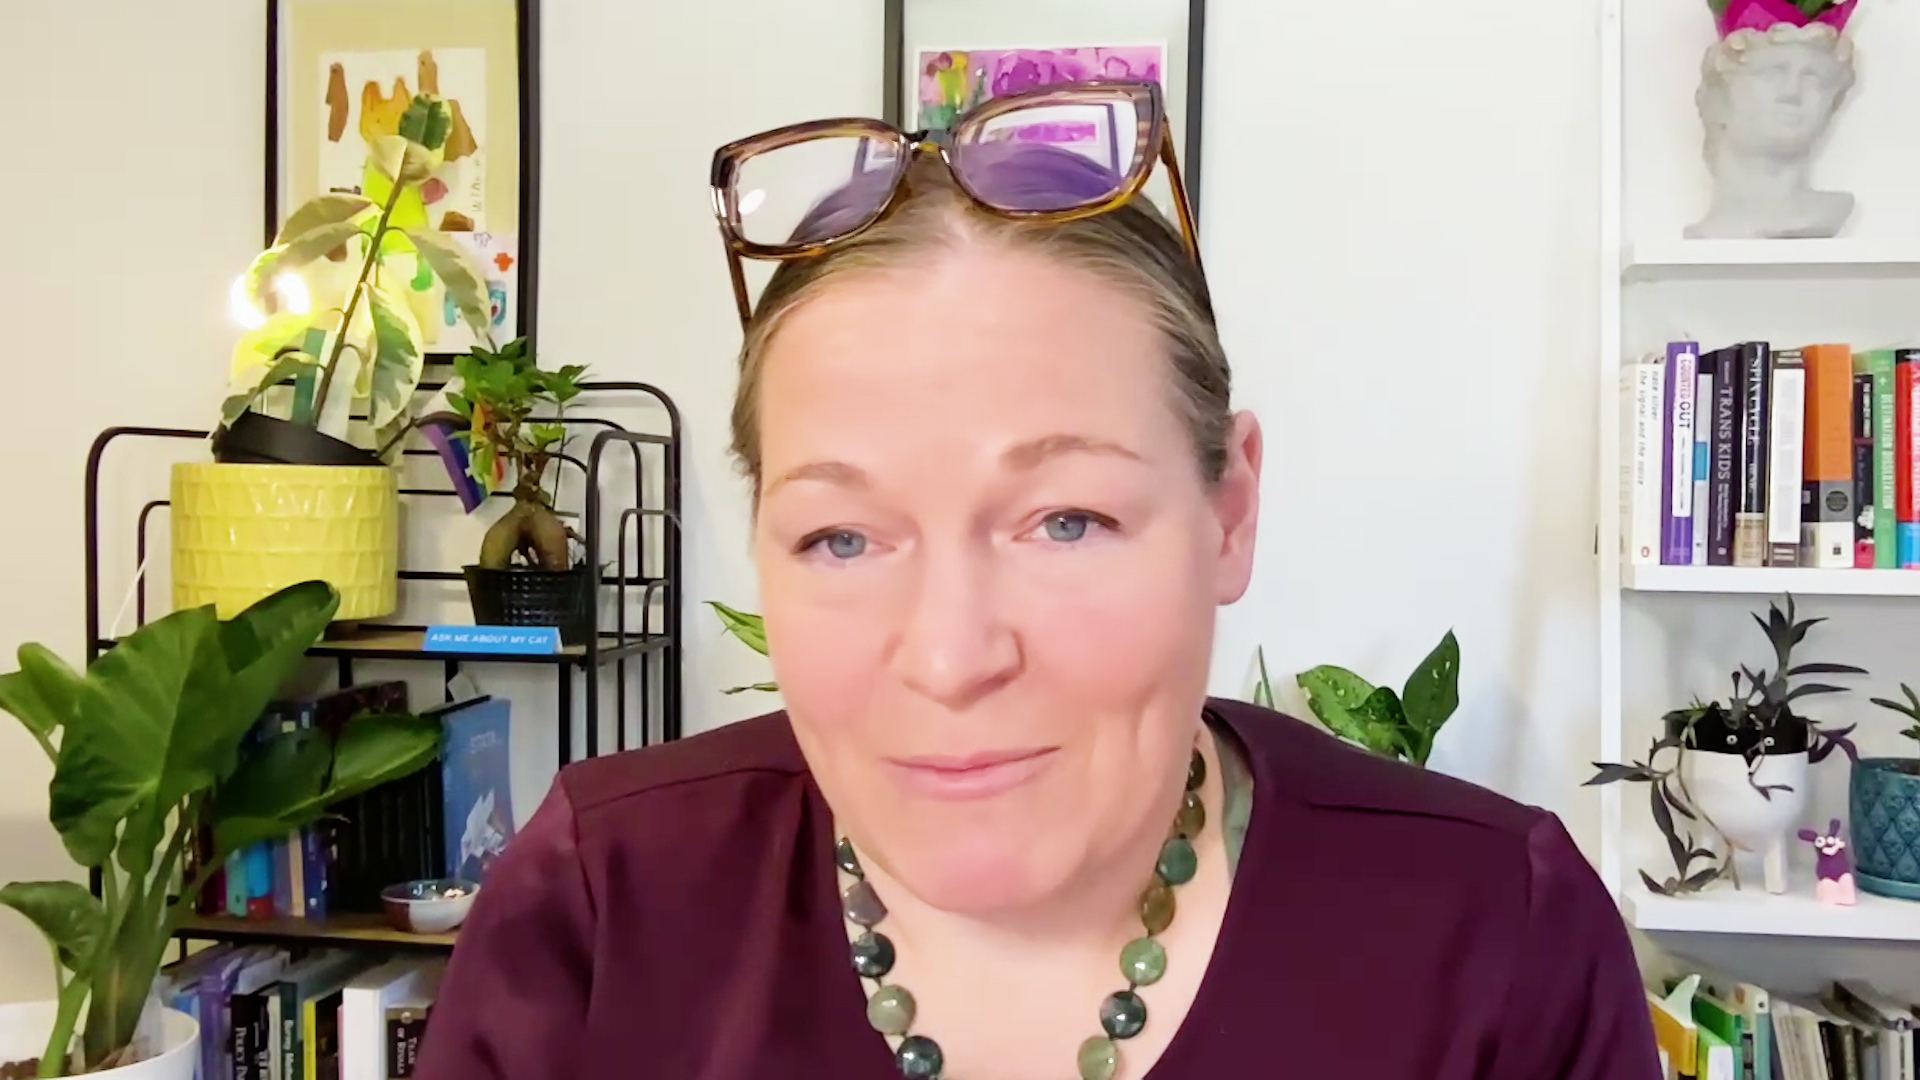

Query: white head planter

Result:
[1687,21,1857,239]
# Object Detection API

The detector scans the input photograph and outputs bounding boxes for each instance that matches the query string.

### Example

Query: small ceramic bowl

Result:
[380,878,480,935]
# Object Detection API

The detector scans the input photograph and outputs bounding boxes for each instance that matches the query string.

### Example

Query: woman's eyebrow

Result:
[1002,433,1143,471]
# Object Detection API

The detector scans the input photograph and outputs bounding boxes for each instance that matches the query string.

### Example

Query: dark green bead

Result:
[851,931,895,978]
[1138,879,1175,935]
[1100,990,1147,1040]
[844,879,887,927]
[836,837,863,877]
[895,1034,944,1079]
[866,984,916,1035]
[1156,837,1197,886]
[1119,937,1166,987]
[1077,1035,1118,1080]
[1174,790,1205,839]
[1186,748,1206,792]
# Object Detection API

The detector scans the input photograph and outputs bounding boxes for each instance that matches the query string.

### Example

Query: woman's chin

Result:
[881,839,1065,915]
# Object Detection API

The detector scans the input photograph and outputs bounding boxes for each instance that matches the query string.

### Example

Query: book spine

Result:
[1869,351,1898,568]
[1663,342,1699,564]
[1899,351,1920,568]
[1621,362,1664,564]
[1802,344,1855,568]
[1693,360,1715,565]
[1710,351,1741,565]
[1734,341,1772,567]
[1766,349,1805,567]
[1856,372,1877,568]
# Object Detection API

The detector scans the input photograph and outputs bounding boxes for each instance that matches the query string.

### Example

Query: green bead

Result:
[896,1035,944,1079]
[844,879,887,927]
[1186,748,1206,792]
[1174,790,1205,839]
[1077,1035,1119,1080]
[1156,837,1197,886]
[1119,937,1167,987]
[835,837,863,878]
[1139,879,1175,935]
[851,931,895,978]
[866,984,916,1035]
[1100,990,1148,1040]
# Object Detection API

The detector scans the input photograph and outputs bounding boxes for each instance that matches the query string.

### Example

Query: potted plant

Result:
[172,92,498,624]
[449,339,594,644]
[1280,630,1461,767]
[1586,596,1864,897]
[0,581,443,1078]
[1853,685,1920,899]
[708,602,778,694]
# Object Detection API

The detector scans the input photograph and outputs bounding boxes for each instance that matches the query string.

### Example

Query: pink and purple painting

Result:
[915,46,1166,132]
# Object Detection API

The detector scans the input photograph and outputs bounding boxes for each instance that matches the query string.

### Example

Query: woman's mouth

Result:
[886,747,1058,801]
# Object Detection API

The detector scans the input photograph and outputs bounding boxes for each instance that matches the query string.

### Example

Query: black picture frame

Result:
[882,0,1206,223]
[265,0,541,357]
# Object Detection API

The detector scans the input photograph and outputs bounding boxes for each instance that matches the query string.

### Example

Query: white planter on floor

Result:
[1682,748,1810,894]
[0,1001,197,1080]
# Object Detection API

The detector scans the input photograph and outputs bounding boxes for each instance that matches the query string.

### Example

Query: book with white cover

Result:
[340,957,447,1080]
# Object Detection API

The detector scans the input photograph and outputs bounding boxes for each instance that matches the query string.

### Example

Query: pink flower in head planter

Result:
[1714,0,1856,37]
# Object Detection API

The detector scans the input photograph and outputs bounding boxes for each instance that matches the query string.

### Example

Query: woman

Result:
[416,82,1658,1080]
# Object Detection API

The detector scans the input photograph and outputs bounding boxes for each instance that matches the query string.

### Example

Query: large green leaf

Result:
[0,643,86,754]
[708,602,769,655]
[49,605,224,867]
[211,712,442,857]
[1400,630,1460,735]
[365,286,424,429]
[1296,665,1375,723]
[222,350,319,427]
[211,583,339,784]
[1297,664,1408,758]
[274,193,374,246]
[246,221,364,310]
[403,228,493,341]
[1352,686,1412,759]
[0,881,103,971]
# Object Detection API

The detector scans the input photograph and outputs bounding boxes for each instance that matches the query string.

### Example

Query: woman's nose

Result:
[888,550,1022,710]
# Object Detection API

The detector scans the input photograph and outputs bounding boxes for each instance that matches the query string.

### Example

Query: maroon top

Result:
[415,699,1660,1079]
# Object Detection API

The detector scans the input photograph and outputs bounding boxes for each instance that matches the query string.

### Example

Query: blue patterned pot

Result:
[1849,757,1920,900]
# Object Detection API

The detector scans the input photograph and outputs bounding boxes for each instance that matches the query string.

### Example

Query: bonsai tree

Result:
[449,338,588,571]
[0,581,443,1077]
[1585,595,1865,896]
[708,602,777,694]
[1289,630,1461,767]
[223,93,497,461]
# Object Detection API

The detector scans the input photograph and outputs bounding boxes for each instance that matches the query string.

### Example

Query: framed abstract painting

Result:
[883,0,1207,222]
[267,0,541,357]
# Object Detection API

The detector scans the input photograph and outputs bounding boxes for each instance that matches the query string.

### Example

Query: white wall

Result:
[0,0,1603,1001]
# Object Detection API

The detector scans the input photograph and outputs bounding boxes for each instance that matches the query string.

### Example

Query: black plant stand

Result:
[83,380,684,766]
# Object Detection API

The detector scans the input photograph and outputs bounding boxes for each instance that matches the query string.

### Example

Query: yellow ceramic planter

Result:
[172,463,399,621]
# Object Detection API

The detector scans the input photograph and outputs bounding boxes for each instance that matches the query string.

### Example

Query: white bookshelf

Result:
[1598,0,1920,969]
[1625,884,1920,942]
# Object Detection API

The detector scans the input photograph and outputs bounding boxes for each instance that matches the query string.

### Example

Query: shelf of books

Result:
[1627,883,1920,942]
[176,913,456,950]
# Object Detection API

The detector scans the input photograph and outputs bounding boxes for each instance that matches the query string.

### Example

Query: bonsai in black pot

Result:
[450,338,595,645]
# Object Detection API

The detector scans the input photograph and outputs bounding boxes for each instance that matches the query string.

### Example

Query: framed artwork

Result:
[267,0,540,357]
[882,0,1206,222]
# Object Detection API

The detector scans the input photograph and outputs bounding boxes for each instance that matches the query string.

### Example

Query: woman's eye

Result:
[819,531,867,559]
[1042,512,1094,543]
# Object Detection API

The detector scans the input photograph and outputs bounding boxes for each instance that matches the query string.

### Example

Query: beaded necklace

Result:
[836,747,1210,1080]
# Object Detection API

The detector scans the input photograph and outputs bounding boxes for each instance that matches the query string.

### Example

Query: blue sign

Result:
[422,626,563,655]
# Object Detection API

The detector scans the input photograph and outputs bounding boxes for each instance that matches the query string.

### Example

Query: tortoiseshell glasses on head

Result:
[708,79,1202,326]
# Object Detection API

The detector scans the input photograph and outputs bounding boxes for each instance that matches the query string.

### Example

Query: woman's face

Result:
[753,236,1261,917]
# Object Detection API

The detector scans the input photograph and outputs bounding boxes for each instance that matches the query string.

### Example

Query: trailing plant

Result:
[0,582,443,1077]
[1867,683,1920,772]
[708,602,777,695]
[223,93,496,458]
[1292,630,1461,767]
[449,338,589,572]
[1585,595,1865,896]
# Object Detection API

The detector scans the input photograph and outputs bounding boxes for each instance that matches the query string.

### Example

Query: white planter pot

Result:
[0,1001,197,1079]
[1681,749,1810,894]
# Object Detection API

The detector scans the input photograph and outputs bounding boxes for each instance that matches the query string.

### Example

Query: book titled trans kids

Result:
[440,697,516,884]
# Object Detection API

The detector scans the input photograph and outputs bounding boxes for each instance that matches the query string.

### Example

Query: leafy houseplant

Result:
[173,92,499,625]
[1286,630,1461,767]
[0,582,443,1078]
[1850,684,1920,898]
[450,339,595,644]
[708,603,777,695]
[1586,596,1865,897]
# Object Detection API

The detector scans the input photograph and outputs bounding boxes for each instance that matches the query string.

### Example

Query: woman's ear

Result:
[1211,411,1262,605]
